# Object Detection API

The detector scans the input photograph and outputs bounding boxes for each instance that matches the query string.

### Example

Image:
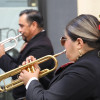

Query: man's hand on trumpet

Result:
[0,44,5,58]
[19,56,40,85]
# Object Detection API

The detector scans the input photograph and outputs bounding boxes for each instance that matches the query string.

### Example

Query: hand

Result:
[0,43,5,57]
[19,56,40,85]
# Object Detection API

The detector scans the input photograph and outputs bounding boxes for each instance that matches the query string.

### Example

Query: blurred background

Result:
[0,0,100,99]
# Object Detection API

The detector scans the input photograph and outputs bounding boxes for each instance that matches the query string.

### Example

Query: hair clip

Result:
[99,24,100,30]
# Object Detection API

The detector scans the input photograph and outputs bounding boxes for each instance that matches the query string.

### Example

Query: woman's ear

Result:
[76,38,84,49]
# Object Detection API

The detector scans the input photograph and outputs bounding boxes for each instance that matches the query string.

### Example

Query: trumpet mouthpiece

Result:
[54,49,66,57]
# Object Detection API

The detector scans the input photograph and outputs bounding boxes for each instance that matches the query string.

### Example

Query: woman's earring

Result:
[77,50,82,60]
[79,50,82,57]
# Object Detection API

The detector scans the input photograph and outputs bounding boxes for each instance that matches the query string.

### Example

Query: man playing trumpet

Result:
[0,9,54,100]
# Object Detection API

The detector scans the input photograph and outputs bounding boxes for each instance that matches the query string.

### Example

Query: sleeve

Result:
[0,54,18,72]
[26,77,38,89]
[26,63,96,100]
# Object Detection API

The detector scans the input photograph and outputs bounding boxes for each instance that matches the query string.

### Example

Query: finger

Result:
[19,72,23,78]
[22,61,26,65]
[21,70,27,73]
[30,56,36,61]
[34,62,40,70]
[19,75,21,80]
[19,75,23,80]
[26,57,32,63]
[18,65,21,67]
[19,70,26,78]
[26,59,30,64]
[1,44,4,46]
[0,44,3,48]
[36,67,40,72]
[35,67,40,77]
[27,56,36,61]
[26,56,36,64]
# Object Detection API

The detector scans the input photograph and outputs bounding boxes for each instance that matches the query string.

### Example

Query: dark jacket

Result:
[0,31,54,99]
[26,49,100,100]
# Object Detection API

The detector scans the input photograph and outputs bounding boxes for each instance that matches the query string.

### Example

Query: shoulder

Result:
[63,54,100,80]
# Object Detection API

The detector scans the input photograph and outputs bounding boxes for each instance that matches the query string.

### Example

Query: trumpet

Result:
[0,50,66,92]
[0,34,22,52]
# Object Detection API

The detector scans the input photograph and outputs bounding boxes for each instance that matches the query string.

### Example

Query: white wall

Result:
[77,0,100,19]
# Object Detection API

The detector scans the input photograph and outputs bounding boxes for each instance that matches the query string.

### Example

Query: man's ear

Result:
[76,38,84,49]
[31,21,38,28]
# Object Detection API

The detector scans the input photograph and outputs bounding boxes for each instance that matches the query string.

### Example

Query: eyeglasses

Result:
[60,36,67,46]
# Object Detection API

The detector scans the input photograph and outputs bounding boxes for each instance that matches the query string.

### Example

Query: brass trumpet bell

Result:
[0,34,22,52]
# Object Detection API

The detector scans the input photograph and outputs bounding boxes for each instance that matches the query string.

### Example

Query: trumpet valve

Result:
[27,67,31,72]
[31,66,35,72]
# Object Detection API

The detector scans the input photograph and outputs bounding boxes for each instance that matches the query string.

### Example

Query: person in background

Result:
[19,14,100,100]
[0,9,54,100]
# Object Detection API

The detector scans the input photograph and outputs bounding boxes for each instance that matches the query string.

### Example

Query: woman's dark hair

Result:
[19,9,44,28]
[66,14,100,49]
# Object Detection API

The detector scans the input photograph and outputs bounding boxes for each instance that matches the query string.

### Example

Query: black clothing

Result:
[26,49,100,100]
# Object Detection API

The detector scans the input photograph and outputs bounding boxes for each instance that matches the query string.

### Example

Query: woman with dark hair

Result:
[19,14,100,100]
